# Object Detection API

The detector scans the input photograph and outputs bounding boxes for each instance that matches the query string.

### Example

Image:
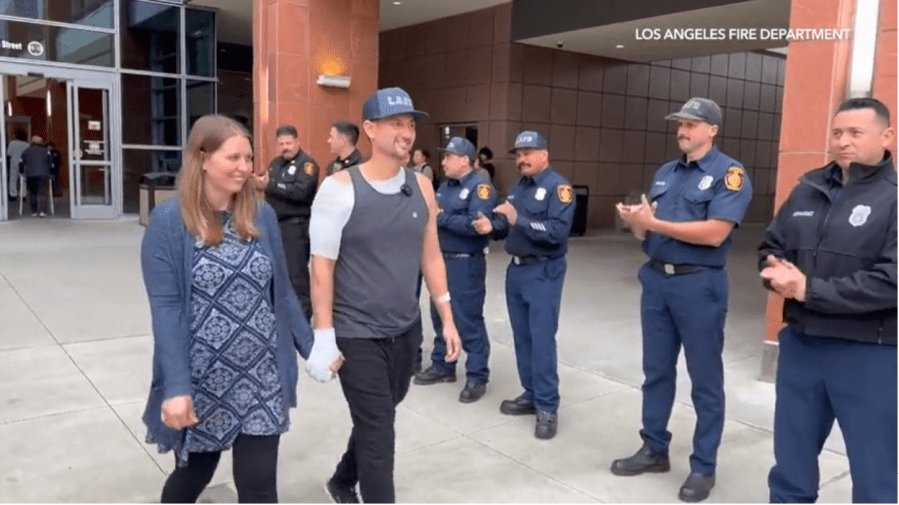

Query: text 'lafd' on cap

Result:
[362,87,429,122]
[508,130,548,153]
[664,97,722,126]
[436,136,476,161]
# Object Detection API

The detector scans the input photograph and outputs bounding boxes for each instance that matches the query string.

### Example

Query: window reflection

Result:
[122,74,181,146]
[0,20,114,66]
[120,0,180,73]
[187,80,214,130]
[186,9,215,77]
[0,0,114,29]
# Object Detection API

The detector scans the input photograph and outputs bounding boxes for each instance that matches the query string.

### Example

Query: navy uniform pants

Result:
[277,216,311,317]
[638,263,727,475]
[505,256,566,413]
[429,255,491,383]
[769,327,898,503]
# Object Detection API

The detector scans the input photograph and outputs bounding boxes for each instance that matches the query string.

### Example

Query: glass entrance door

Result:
[68,78,116,219]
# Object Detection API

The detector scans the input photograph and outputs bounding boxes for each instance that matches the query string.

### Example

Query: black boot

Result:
[535,411,558,439]
[413,365,456,385]
[610,441,670,476]
[458,380,486,403]
[499,393,536,415]
[678,472,715,503]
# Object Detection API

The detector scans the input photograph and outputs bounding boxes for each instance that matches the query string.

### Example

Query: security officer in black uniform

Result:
[759,97,896,504]
[326,120,363,176]
[473,130,575,440]
[413,136,496,403]
[265,125,319,317]
[614,98,752,503]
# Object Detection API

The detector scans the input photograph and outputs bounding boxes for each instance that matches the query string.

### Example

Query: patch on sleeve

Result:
[304,162,314,175]
[477,184,491,200]
[557,184,573,204]
[724,166,744,191]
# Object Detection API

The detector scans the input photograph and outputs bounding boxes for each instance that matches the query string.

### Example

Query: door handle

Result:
[74,149,83,160]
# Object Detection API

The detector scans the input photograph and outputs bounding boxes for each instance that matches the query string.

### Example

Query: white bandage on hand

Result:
[306,328,341,383]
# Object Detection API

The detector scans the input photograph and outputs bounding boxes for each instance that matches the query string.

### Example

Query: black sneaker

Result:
[325,477,359,504]
[413,365,456,385]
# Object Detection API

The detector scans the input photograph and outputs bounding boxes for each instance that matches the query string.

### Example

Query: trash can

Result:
[139,172,177,226]
[570,185,589,236]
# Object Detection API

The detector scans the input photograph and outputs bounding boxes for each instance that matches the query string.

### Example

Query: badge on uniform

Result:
[724,166,744,191]
[304,162,314,175]
[287,164,296,176]
[535,188,547,201]
[698,175,714,191]
[849,204,871,227]
[557,185,573,204]
[477,184,491,200]
[459,188,470,199]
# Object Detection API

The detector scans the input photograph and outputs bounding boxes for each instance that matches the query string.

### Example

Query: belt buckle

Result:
[664,263,675,275]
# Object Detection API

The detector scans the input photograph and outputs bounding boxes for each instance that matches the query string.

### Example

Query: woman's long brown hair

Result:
[178,115,259,246]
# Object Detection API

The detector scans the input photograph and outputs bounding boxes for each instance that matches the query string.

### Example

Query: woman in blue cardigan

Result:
[141,115,341,503]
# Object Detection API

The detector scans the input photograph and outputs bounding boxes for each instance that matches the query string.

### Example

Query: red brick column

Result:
[253,0,379,179]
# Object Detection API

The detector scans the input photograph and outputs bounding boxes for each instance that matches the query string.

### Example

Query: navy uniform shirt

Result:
[494,166,575,258]
[436,170,497,254]
[644,146,752,267]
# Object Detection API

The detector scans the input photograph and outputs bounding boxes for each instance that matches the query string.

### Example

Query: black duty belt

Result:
[648,259,719,276]
[443,252,483,259]
[511,255,549,265]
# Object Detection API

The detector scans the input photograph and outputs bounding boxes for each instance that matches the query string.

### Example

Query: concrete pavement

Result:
[0,217,851,503]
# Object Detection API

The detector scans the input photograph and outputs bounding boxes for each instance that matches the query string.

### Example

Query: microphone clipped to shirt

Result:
[400,184,413,196]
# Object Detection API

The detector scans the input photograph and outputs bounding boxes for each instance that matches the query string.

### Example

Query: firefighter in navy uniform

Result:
[413,136,497,403]
[264,125,320,317]
[760,97,897,504]
[614,98,752,503]
[473,130,575,440]
[326,120,363,176]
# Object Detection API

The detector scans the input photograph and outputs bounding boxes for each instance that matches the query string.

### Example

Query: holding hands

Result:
[307,328,345,382]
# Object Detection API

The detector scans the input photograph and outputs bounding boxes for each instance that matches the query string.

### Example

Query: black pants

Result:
[332,324,419,503]
[160,434,280,503]
[26,176,48,214]
[277,217,311,316]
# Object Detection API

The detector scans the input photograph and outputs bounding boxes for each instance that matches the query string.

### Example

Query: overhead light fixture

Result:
[393,1,401,4]
[616,44,625,49]
[317,74,352,89]
[46,88,51,116]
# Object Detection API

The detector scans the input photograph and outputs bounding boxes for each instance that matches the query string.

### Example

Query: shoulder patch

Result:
[477,183,491,200]
[304,162,314,175]
[724,166,745,191]
[557,184,573,204]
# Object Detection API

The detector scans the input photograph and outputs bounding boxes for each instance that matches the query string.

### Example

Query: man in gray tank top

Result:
[309,87,461,504]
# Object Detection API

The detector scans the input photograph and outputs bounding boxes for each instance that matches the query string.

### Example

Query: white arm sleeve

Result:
[310,177,354,260]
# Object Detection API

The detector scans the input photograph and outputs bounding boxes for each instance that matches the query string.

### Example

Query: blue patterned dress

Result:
[154,213,288,466]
